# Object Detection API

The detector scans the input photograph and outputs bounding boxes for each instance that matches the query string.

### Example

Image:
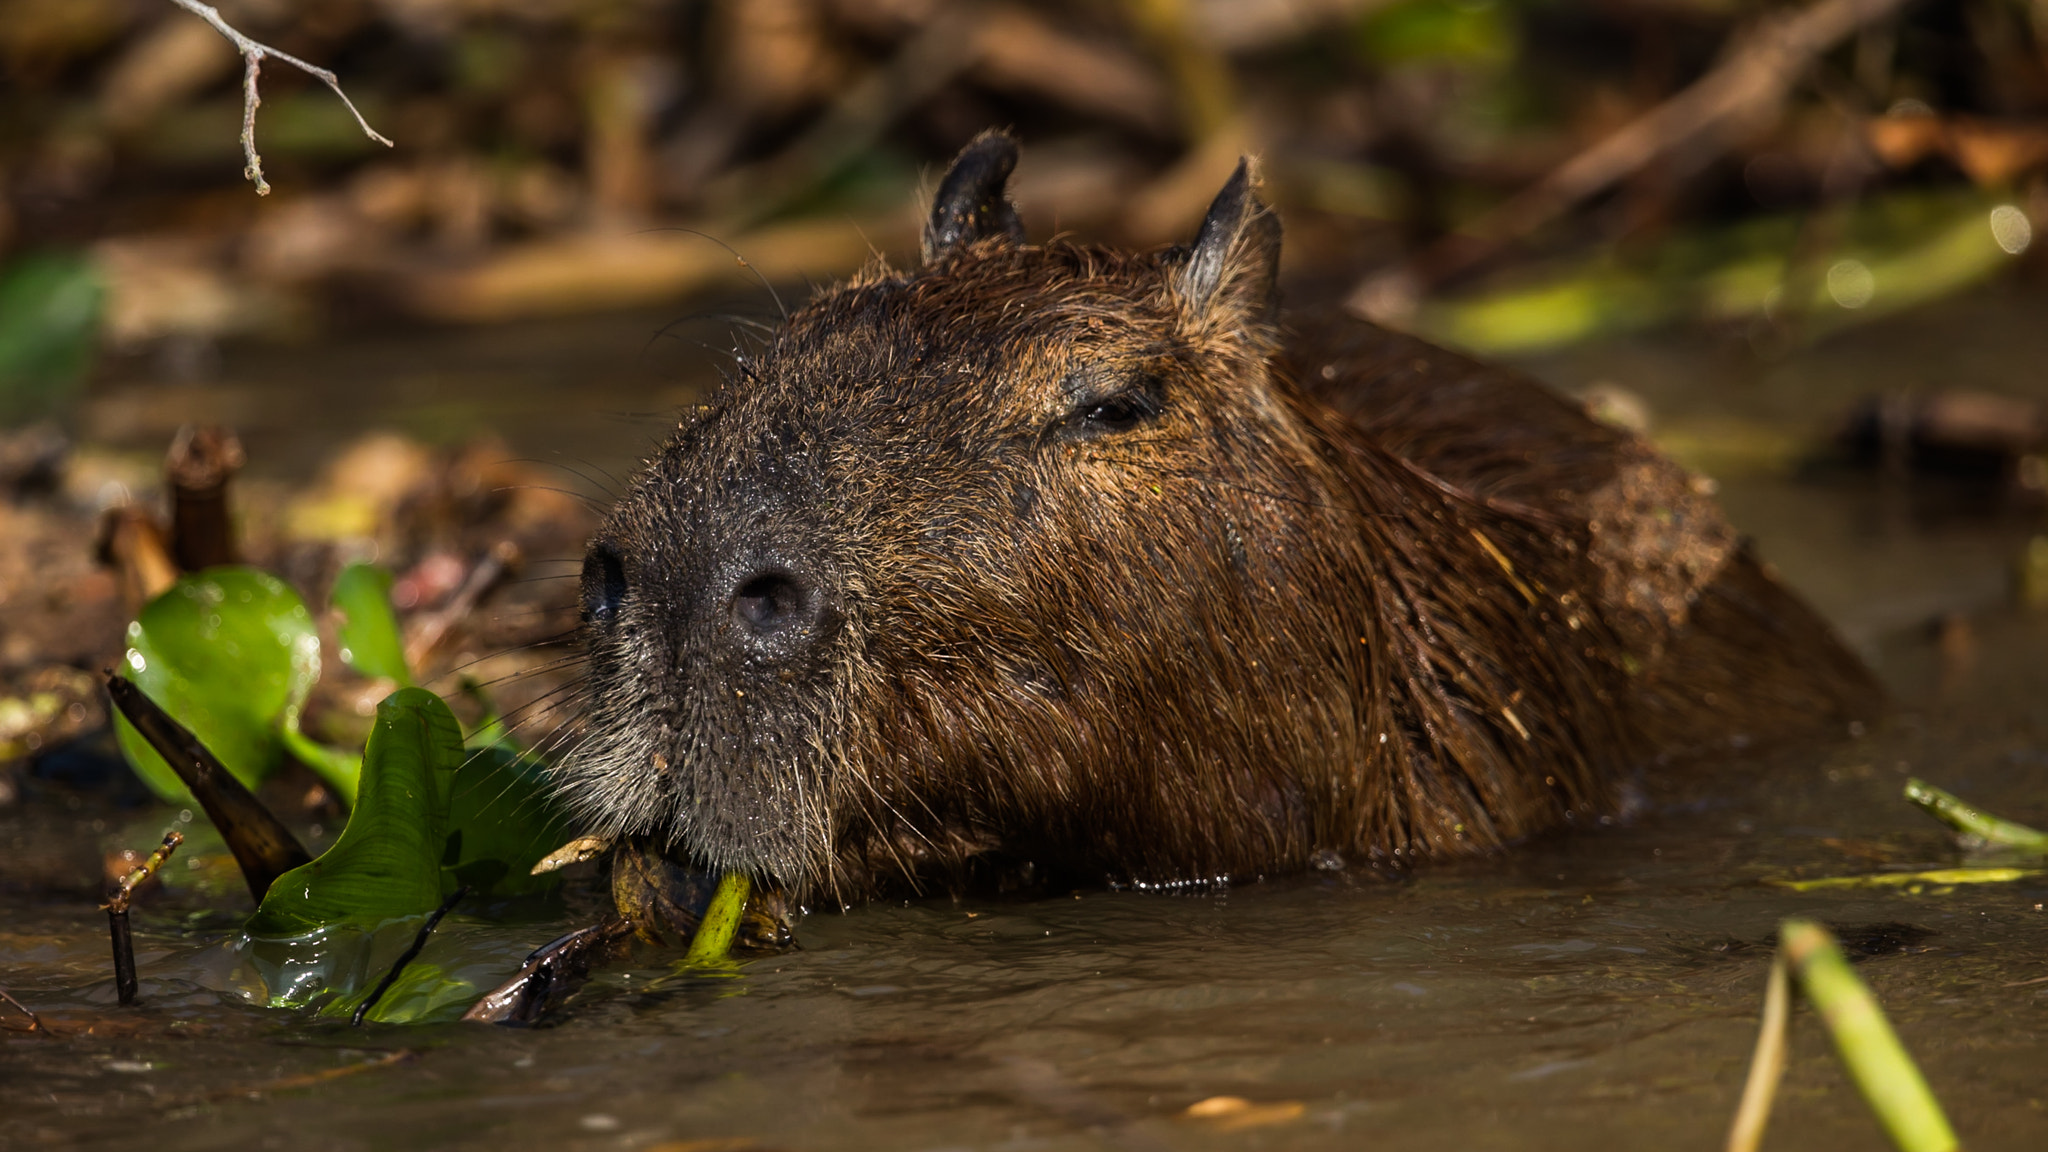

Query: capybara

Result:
[560,131,1877,904]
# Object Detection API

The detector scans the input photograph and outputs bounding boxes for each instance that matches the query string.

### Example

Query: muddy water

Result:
[7,286,2048,1150]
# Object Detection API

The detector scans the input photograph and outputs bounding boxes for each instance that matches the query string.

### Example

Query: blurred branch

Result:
[166,0,394,196]
[710,3,990,226]
[1126,0,1238,142]
[1350,0,1916,323]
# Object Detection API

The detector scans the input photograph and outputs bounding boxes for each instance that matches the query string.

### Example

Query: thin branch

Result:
[103,830,183,1007]
[0,987,48,1034]
[352,886,469,1026]
[166,0,394,196]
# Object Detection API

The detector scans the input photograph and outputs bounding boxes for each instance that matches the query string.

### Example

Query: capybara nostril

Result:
[731,570,815,638]
[581,542,628,626]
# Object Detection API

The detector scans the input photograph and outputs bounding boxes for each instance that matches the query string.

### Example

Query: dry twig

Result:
[404,541,519,673]
[166,424,245,571]
[103,830,183,1006]
[0,986,48,1034]
[166,0,394,195]
[1725,950,1791,1152]
[462,919,633,1026]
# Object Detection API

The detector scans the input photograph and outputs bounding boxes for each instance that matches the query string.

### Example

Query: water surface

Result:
[7,286,2048,1150]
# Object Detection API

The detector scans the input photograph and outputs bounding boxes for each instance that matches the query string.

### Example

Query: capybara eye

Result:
[582,542,628,625]
[1071,389,1160,437]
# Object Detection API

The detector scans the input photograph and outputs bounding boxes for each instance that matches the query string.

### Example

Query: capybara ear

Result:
[922,129,1027,265]
[1173,157,1282,325]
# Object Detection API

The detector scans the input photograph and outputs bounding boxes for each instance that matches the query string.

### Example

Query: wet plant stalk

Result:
[0,986,47,1034]
[165,424,243,571]
[1780,918,1958,1152]
[104,830,183,1006]
[104,674,311,901]
[1725,950,1790,1152]
[462,920,633,1026]
[352,885,468,1025]
[1904,777,2048,853]
[683,871,752,966]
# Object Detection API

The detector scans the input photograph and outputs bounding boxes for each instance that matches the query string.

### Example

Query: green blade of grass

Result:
[1904,777,2048,854]
[1780,919,1958,1152]
[1769,866,2038,891]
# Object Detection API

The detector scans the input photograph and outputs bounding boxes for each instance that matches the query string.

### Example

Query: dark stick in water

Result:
[104,673,312,902]
[351,885,469,1026]
[462,920,633,1026]
[0,986,48,1034]
[103,830,183,1006]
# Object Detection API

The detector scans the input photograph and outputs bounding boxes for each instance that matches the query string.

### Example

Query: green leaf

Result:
[331,563,411,686]
[442,743,577,896]
[0,251,102,426]
[248,687,574,942]
[280,722,363,808]
[247,688,463,937]
[322,961,478,1024]
[114,568,323,803]
[240,688,579,1018]
[1356,0,1515,66]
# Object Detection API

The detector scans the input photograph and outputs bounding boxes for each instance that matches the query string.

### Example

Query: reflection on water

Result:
[7,287,2048,1149]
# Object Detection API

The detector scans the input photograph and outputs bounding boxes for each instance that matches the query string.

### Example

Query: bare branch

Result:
[0,986,48,1035]
[166,0,394,195]
[103,829,182,1007]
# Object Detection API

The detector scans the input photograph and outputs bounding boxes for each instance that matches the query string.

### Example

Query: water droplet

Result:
[1826,259,1875,309]
[1990,204,2032,255]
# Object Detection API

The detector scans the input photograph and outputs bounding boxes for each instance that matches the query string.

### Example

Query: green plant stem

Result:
[682,872,752,967]
[1780,919,1958,1152]
[281,721,361,806]
[1905,777,2048,853]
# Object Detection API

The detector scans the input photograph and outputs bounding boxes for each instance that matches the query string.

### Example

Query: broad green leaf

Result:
[441,743,577,895]
[239,687,576,1018]
[0,251,101,426]
[319,961,479,1025]
[115,568,322,802]
[247,688,463,937]
[331,562,411,686]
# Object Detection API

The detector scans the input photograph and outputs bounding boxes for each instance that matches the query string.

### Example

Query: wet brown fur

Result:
[561,134,1878,903]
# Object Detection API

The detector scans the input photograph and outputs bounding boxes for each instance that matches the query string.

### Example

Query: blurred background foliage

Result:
[1,0,2046,396]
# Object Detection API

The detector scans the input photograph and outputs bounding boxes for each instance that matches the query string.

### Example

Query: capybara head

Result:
[557,132,1741,901]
